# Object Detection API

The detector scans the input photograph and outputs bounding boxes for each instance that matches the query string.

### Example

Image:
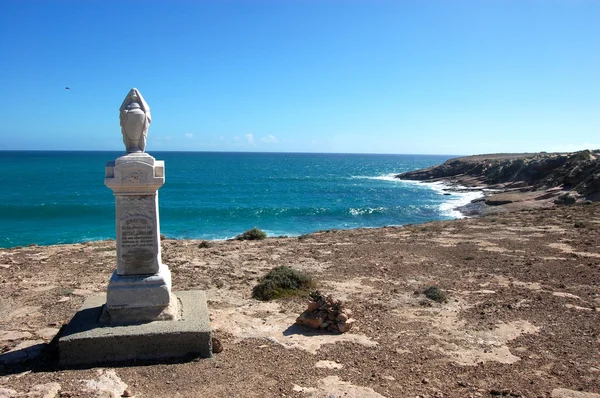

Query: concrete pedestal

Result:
[59,291,212,367]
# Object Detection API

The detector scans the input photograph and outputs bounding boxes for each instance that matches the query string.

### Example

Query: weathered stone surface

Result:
[26,382,61,398]
[59,291,211,366]
[0,387,17,398]
[35,327,60,340]
[296,292,356,333]
[106,154,165,195]
[84,369,127,398]
[0,330,33,341]
[338,319,355,333]
[119,88,151,154]
[551,388,600,398]
[104,266,172,312]
[105,155,165,275]
[0,340,46,365]
[102,151,176,325]
[296,312,324,329]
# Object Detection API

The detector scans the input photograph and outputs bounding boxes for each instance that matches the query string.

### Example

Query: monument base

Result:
[104,266,175,324]
[58,291,212,367]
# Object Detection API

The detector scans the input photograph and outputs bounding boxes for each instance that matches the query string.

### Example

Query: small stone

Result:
[320,321,330,329]
[212,337,223,353]
[296,312,324,329]
[122,389,133,397]
[327,312,336,321]
[337,318,355,333]
[36,328,60,341]
[422,378,429,384]
[336,313,349,322]
[306,302,319,312]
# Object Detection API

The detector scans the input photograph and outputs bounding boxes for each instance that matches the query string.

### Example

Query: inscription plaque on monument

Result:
[115,194,162,275]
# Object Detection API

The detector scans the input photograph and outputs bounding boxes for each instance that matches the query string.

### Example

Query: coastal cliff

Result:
[396,150,600,201]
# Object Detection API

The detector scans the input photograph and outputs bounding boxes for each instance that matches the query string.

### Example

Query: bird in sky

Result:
[65,87,70,90]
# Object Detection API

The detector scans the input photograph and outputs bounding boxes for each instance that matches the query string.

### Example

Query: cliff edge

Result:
[396,150,600,202]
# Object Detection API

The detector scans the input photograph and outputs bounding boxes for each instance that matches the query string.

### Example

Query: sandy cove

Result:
[1,203,599,398]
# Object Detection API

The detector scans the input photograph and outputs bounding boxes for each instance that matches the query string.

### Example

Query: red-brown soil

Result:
[1,204,599,398]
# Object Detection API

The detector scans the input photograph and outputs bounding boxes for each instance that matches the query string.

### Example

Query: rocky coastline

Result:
[396,150,600,216]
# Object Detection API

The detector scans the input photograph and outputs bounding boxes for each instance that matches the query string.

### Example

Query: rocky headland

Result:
[396,150,600,215]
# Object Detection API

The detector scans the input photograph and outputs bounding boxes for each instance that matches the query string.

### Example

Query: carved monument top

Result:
[119,88,152,154]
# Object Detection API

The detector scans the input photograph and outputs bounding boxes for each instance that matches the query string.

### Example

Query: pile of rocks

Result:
[295,291,355,333]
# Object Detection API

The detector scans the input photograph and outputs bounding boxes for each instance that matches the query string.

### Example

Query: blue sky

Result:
[0,1,598,155]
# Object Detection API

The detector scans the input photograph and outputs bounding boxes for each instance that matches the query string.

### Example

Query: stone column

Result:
[102,152,178,324]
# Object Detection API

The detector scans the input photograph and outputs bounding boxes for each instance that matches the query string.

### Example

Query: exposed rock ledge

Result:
[396,150,600,215]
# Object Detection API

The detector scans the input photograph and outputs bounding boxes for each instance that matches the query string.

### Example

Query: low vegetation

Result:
[235,227,267,241]
[423,286,448,303]
[198,240,213,249]
[252,266,314,301]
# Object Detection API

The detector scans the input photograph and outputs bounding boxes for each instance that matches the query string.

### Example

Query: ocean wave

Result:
[414,181,484,218]
[350,174,484,219]
[349,206,387,216]
[350,173,400,182]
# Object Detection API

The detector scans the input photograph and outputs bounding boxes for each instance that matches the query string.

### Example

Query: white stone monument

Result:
[59,88,211,366]
[101,89,176,323]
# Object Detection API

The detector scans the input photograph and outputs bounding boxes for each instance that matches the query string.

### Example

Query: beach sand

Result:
[1,203,599,397]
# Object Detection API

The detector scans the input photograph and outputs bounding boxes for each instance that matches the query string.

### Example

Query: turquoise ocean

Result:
[0,151,482,248]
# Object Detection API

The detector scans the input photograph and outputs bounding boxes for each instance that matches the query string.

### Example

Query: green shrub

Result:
[236,227,267,241]
[423,286,448,303]
[198,240,212,249]
[252,266,314,301]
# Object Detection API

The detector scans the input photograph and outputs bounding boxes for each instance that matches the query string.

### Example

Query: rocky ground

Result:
[1,203,599,397]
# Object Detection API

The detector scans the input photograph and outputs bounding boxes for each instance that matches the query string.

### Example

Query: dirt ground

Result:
[1,204,599,398]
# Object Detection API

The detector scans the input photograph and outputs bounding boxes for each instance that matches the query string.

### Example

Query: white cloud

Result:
[245,133,254,143]
[185,133,193,139]
[260,135,278,143]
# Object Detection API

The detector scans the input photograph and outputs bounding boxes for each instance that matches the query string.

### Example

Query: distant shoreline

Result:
[396,149,600,216]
